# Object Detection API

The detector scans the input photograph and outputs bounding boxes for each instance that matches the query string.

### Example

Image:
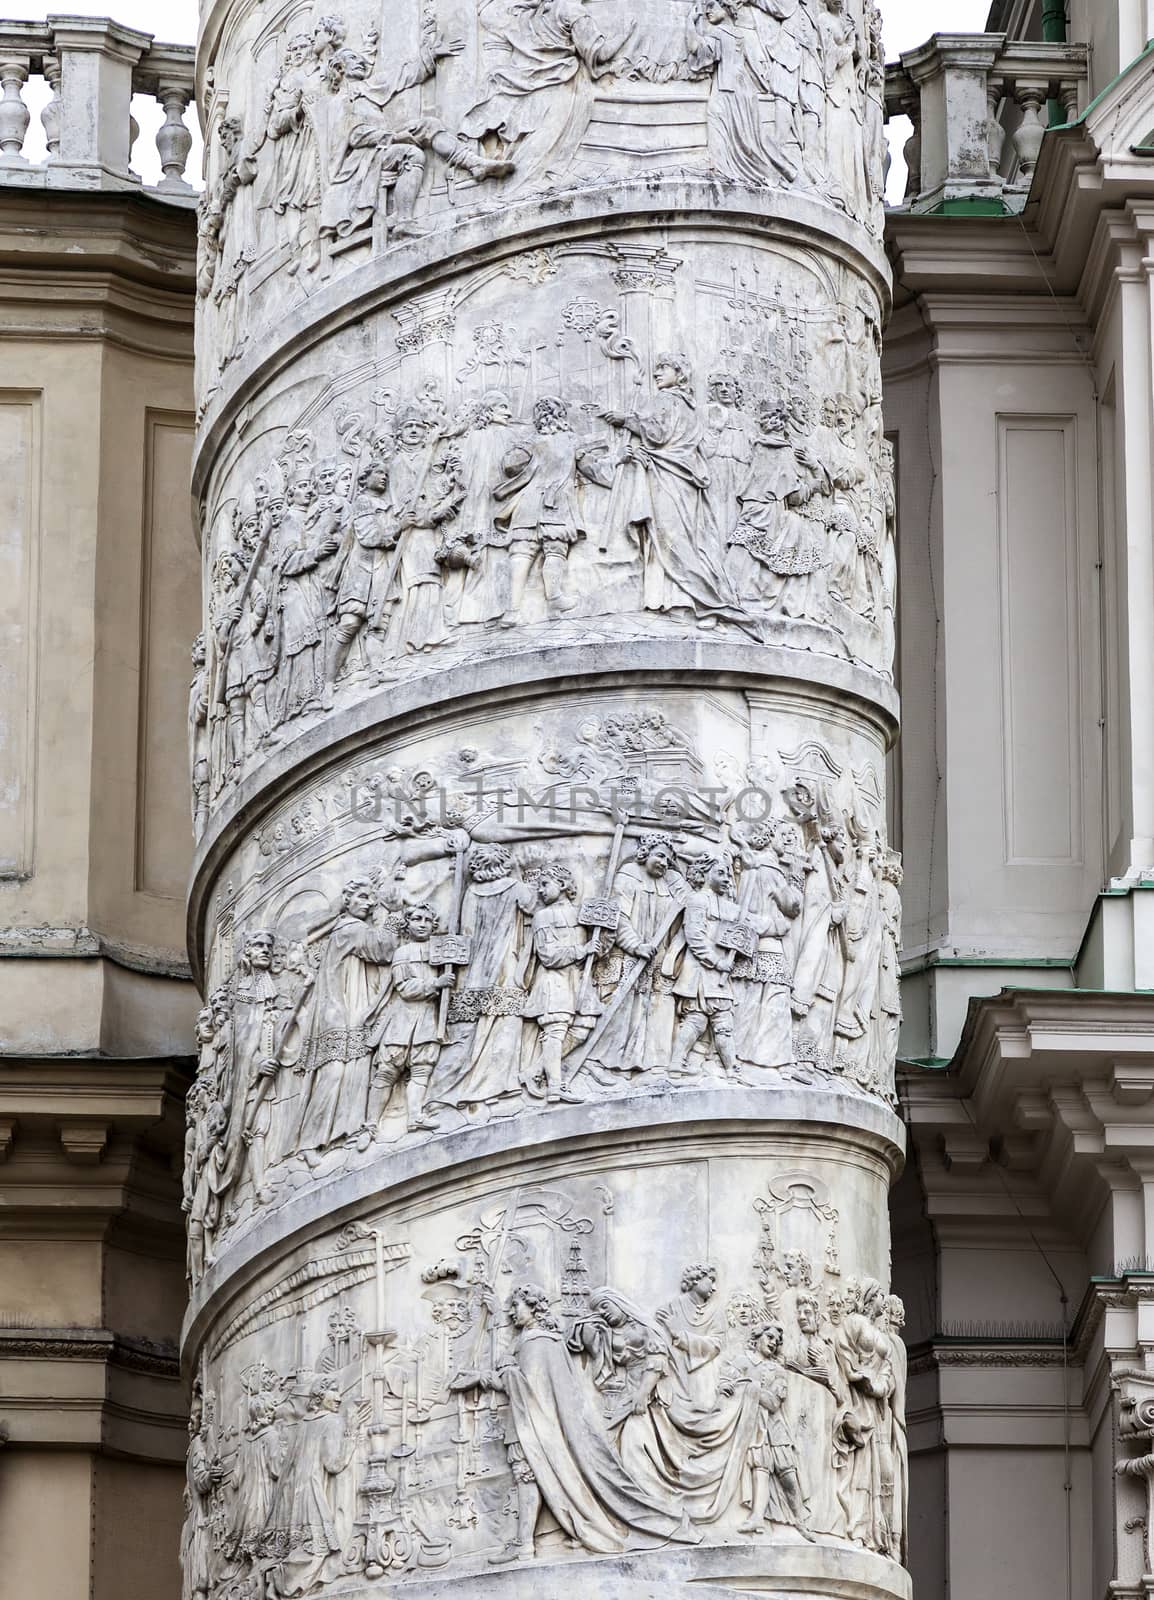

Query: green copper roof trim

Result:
[934,197,1008,217]
[1059,36,1154,131]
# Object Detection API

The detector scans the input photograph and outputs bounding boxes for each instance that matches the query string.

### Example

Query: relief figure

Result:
[688,0,798,189]
[670,854,741,1078]
[724,1321,814,1537]
[461,0,635,193]
[364,901,451,1135]
[456,1284,697,1560]
[283,879,397,1162]
[586,832,687,1078]
[522,862,600,1103]
[600,354,746,630]
[427,844,538,1114]
[263,1376,363,1596]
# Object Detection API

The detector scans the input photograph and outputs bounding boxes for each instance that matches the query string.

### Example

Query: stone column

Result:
[184,2,907,1596]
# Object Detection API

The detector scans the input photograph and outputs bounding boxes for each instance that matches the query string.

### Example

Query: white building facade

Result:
[888,3,1154,1596]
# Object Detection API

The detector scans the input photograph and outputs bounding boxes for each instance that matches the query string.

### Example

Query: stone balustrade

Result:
[0,14,196,200]
[886,33,1090,214]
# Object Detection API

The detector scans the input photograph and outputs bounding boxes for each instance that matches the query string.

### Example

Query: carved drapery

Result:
[186,2,906,1596]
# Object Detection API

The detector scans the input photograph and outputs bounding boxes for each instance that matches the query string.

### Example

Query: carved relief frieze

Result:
[196,0,888,389]
[188,0,904,1591]
[184,1158,906,1595]
[185,695,899,1280]
[193,237,892,818]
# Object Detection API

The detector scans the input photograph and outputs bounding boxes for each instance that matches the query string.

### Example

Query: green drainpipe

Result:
[1042,0,1069,126]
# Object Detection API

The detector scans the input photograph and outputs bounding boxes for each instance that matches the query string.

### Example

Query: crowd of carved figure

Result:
[196,0,888,375]
[185,730,901,1279]
[184,1185,907,1598]
[191,347,894,811]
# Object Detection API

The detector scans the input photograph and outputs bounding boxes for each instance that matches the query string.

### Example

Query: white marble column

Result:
[184,2,907,1595]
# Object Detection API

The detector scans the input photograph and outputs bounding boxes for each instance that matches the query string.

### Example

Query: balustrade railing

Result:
[0,15,196,202]
[885,32,1090,214]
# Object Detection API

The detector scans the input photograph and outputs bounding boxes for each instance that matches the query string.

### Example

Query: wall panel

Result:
[0,392,41,881]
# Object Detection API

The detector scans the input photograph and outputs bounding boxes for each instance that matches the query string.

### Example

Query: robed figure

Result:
[491,1287,698,1554]
[286,882,396,1158]
[426,845,538,1114]
[601,355,746,627]
[461,0,631,192]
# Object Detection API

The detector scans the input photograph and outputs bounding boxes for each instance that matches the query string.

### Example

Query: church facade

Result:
[0,3,1150,1599]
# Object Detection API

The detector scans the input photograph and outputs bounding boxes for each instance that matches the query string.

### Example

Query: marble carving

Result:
[195,236,892,815]
[196,0,888,393]
[186,695,898,1276]
[188,0,905,1595]
[185,1163,906,1597]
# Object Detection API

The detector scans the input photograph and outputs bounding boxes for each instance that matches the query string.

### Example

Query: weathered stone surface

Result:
[185,2,904,1595]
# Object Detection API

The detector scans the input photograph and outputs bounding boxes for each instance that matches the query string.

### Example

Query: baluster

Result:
[1058,77,1081,126]
[900,96,921,206]
[0,58,30,167]
[1011,83,1049,182]
[41,55,62,156]
[155,86,194,193]
[128,106,140,167]
[986,81,1006,176]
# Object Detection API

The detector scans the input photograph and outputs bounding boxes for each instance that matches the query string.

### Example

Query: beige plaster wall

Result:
[0,189,196,1600]
[0,1238,104,1325]
[92,1458,186,1600]
[0,1452,94,1598]
[0,287,200,1055]
[90,344,198,955]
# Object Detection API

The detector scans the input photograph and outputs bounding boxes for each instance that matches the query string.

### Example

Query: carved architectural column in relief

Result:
[187,1,906,1595]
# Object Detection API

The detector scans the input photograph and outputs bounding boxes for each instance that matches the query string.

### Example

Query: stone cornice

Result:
[0,186,195,289]
[0,1324,186,1461]
[0,1324,179,1378]
[900,989,1154,1249]
[882,289,1094,370]
[908,1340,1078,1375]
[0,187,194,361]
[0,1057,191,1215]
[0,925,192,979]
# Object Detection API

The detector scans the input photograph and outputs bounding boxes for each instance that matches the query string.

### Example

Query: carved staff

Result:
[467,1186,522,1372]
[209,505,276,717]
[573,802,632,1020]
[448,1186,524,1408]
[564,894,686,1083]
[370,446,436,635]
[431,844,470,1042]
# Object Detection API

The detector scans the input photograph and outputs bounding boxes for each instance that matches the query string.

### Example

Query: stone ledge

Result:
[182,1087,906,1362]
[0,1325,186,1460]
[281,1536,910,1599]
[0,1325,179,1378]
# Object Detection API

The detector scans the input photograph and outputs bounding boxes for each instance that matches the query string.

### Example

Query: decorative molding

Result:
[0,1325,180,1380]
[58,1122,107,1165]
